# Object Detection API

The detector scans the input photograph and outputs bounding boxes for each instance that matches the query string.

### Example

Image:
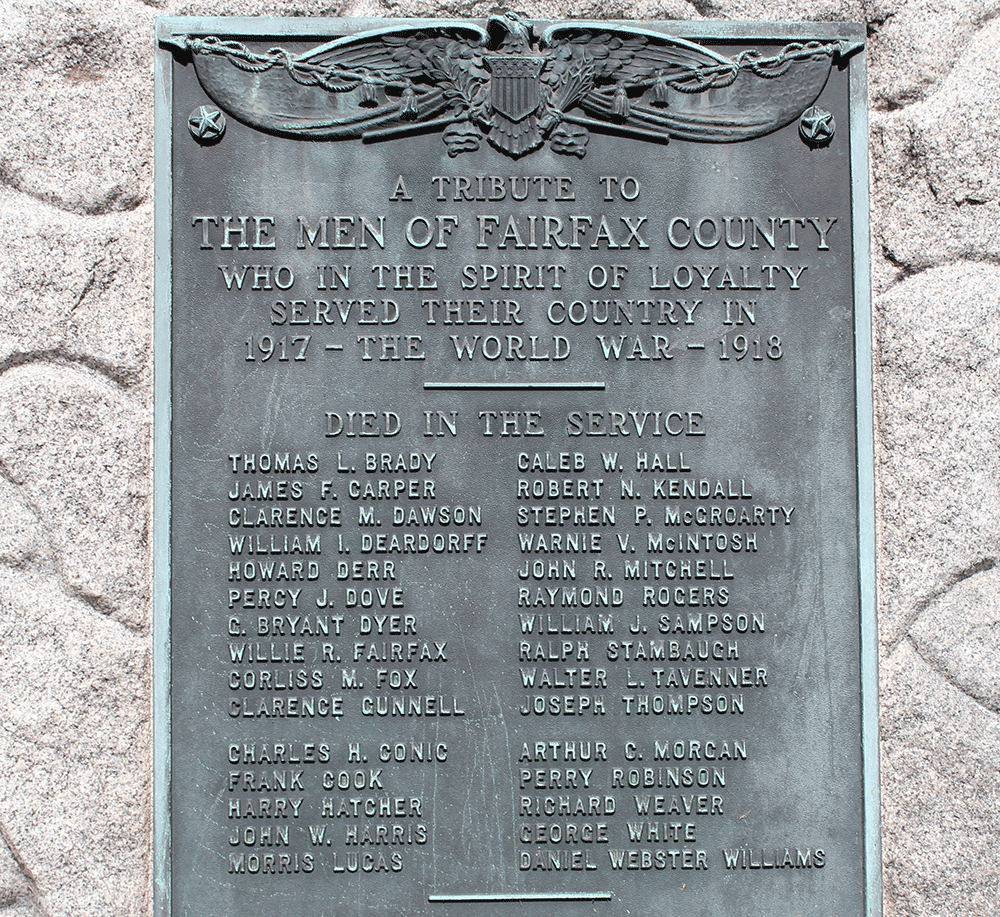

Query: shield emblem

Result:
[485,56,545,122]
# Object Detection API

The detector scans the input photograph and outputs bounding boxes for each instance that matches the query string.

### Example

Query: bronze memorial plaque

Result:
[154,17,878,917]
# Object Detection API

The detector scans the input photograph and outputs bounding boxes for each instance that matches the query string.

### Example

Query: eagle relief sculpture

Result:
[162,16,861,158]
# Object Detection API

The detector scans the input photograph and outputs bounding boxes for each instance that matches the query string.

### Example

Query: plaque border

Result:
[153,18,878,917]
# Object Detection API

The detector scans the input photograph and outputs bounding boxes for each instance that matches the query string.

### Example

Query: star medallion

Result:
[188,106,226,143]
[799,106,835,146]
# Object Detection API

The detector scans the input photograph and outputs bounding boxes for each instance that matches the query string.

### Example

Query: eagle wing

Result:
[178,23,489,140]
[540,23,847,143]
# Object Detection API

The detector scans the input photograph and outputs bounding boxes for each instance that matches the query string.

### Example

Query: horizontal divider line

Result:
[423,381,606,391]
[429,892,614,902]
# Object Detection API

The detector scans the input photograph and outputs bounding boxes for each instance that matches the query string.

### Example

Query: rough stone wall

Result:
[0,1,996,915]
